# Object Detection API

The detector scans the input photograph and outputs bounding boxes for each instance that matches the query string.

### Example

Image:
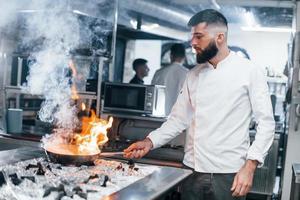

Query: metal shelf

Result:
[4,86,97,100]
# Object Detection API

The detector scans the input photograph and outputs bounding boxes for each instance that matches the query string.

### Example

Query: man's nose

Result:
[190,41,197,50]
[190,37,197,47]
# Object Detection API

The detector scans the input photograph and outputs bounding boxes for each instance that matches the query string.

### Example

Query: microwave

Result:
[103,82,166,117]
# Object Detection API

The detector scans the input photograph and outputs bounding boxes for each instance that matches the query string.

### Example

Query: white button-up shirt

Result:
[148,52,275,173]
[151,62,188,115]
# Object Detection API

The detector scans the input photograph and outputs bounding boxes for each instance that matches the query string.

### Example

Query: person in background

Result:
[129,58,149,84]
[124,9,275,200]
[151,43,188,115]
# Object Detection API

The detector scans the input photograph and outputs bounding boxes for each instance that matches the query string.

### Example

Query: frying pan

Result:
[44,144,124,166]
[44,144,101,166]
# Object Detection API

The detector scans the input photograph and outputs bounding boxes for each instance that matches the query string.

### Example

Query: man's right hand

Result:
[123,138,153,159]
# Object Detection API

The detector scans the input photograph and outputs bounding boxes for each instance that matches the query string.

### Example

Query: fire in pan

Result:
[43,114,114,166]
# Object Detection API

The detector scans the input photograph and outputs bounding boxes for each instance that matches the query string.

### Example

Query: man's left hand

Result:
[231,160,258,197]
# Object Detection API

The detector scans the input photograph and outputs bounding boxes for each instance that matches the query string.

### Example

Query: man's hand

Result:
[231,160,258,197]
[123,138,153,159]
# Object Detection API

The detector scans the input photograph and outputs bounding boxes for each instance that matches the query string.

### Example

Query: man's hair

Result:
[132,58,147,71]
[187,9,228,28]
[170,43,186,58]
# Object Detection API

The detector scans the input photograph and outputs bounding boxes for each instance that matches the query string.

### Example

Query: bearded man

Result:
[124,9,275,200]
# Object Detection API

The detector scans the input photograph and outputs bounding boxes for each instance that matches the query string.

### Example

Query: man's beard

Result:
[196,40,218,64]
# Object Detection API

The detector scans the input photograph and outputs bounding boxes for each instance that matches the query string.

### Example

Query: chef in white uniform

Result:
[124,9,274,200]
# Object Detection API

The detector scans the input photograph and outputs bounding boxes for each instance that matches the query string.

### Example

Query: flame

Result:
[81,102,86,111]
[72,110,113,153]
[69,60,79,100]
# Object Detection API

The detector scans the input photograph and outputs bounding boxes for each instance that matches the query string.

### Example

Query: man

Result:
[124,9,274,200]
[129,58,149,84]
[152,43,188,115]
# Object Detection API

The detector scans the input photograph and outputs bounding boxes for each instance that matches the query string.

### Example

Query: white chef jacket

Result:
[148,51,275,173]
[151,62,188,115]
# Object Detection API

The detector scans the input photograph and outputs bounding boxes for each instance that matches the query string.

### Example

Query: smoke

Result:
[0,0,84,131]
[19,2,81,130]
[0,0,20,29]
[0,0,115,140]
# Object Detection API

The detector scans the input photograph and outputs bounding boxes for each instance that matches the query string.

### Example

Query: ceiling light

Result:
[18,10,38,13]
[141,23,159,31]
[73,10,89,16]
[244,10,257,27]
[130,20,159,30]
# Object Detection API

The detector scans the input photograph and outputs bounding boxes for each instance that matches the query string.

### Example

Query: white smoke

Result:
[0,0,19,29]
[0,0,84,130]
[1,0,115,139]
[20,2,81,130]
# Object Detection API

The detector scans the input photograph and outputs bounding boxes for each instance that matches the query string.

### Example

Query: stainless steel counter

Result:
[0,147,192,200]
[107,166,191,200]
[292,163,300,183]
[291,163,300,200]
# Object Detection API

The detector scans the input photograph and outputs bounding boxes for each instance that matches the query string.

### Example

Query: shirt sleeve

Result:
[147,76,194,148]
[247,64,275,167]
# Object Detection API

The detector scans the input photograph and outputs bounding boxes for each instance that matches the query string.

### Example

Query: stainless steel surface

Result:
[282,3,300,199]
[0,147,192,200]
[109,0,118,82]
[293,164,300,184]
[4,86,97,99]
[120,0,190,27]
[0,134,40,147]
[16,57,22,108]
[171,0,295,8]
[249,133,279,196]
[291,163,300,200]
[96,57,107,116]
[107,166,191,200]
[0,147,43,166]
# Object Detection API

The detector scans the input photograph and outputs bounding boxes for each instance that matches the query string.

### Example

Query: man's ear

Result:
[216,33,225,44]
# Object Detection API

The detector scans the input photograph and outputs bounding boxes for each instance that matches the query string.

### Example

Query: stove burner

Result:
[9,173,21,185]
[43,184,65,198]
[128,159,137,170]
[101,175,109,187]
[36,162,46,175]
[25,162,46,175]
[84,174,99,184]
[0,158,159,199]
[0,171,5,187]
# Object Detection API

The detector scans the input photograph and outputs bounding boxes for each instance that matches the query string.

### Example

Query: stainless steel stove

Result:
[0,147,192,200]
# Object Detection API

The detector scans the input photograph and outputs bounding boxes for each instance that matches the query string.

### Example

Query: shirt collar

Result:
[199,51,234,70]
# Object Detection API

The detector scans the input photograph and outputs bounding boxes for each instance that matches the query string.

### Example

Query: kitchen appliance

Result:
[103,82,166,117]
[0,147,192,200]
[291,163,300,200]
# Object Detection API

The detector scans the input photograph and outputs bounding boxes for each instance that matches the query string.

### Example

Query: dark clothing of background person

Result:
[129,75,144,84]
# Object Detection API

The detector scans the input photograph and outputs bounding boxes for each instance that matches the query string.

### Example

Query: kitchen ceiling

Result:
[0,0,294,41]
[118,0,294,32]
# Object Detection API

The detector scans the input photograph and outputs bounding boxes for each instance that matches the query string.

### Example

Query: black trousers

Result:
[181,171,246,200]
